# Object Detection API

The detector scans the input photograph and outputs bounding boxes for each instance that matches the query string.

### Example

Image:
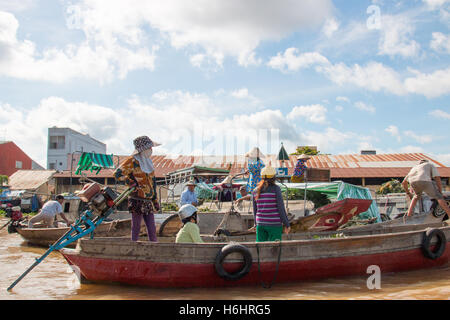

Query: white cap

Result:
[178,204,198,220]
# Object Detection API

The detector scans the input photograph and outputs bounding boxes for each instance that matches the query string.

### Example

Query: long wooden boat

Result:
[60,218,449,288]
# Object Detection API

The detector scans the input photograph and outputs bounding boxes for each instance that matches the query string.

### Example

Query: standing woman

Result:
[245,147,265,193]
[251,166,290,242]
[114,136,161,242]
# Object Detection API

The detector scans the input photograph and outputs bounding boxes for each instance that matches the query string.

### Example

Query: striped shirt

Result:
[252,185,290,227]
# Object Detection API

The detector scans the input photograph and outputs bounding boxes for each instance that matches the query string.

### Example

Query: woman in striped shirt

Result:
[251,166,291,242]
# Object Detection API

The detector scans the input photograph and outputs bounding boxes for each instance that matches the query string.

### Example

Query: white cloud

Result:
[336,96,350,103]
[317,61,407,95]
[0,11,157,83]
[335,105,343,112]
[0,91,305,166]
[404,67,450,98]
[267,47,450,97]
[267,48,329,73]
[429,109,450,119]
[231,88,250,99]
[287,104,328,124]
[404,131,433,144]
[398,145,425,153]
[316,59,450,98]
[0,0,35,12]
[385,125,401,142]
[354,101,376,114]
[71,0,334,68]
[430,32,450,53]
[377,15,420,58]
[322,17,340,38]
[300,128,357,151]
[423,0,450,9]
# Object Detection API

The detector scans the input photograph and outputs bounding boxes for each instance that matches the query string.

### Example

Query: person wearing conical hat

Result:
[114,135,161,242]
[251,166,290,242]
[291,154,310,183]
[245,147,265,193]
[180,179,199,207]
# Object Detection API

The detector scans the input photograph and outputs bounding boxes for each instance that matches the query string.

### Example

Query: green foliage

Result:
[0,175,8,186]
[283,189,331,209]
[161,202,179,212]
[290,146,320,156]
[376,179,404,195]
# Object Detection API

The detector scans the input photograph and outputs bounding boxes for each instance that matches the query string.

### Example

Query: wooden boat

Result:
[60,218,449,288]
[17,218,139,248]
[16,211,179,248]
[290,198,372,232]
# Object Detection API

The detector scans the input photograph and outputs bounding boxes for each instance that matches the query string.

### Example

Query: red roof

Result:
[54,152,450,179]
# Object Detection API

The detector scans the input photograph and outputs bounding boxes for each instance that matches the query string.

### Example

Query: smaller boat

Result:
[287,198,372,232]
[16,218,136,248]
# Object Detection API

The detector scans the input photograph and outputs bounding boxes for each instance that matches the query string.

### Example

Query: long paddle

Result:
[7,186,134,291]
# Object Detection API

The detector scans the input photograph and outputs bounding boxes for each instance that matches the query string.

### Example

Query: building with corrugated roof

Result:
[52,152,450,195]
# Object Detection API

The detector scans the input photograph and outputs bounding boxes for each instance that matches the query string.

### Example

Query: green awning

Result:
[277,144,290,161]
[75,152,115,175]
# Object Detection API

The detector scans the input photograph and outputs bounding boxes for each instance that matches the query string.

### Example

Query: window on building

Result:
[49,136,65,149]
[15,161,22,169]
[49,163,56,169]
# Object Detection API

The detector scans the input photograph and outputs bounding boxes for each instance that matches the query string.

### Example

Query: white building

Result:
[47,127,106,171]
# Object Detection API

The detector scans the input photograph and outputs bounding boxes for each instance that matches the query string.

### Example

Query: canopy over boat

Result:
[279,181,381,223]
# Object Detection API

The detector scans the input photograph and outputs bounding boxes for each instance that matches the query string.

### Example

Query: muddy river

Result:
[1,219,449,300]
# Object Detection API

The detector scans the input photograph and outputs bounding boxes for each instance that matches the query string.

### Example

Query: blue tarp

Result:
[0,190,25,199]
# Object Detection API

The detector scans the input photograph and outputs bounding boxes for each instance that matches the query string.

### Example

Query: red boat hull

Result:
[62,245,449,288]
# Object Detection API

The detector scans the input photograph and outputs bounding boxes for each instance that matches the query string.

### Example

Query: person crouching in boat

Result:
[175,204,204,244]
[114,135,160,242]
[250,166,290,242]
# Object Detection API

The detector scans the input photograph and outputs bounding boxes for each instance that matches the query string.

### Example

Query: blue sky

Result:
[0,0,449,167]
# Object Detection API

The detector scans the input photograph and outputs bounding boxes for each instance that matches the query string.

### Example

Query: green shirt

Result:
[175,222,204,243]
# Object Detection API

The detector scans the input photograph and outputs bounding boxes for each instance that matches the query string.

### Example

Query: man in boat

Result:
[114,135,161,242]
[402,159,450,218]
[175,204,204,243]
[28,195,71,228]
[251,166,291,242]
[180,180,199,207]
[235,185,252,208]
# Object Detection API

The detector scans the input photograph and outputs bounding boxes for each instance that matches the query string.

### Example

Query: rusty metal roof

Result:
[8,170,57,190]
[54,153,449,179]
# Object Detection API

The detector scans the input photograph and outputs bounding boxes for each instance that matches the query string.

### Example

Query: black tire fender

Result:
[215,242,252,281]
[214,228,231,236]
[422,228,447,260]
[158,213,181,237]
[432,198,450,218]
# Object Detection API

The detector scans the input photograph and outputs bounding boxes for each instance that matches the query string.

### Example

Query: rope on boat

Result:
[256,239,282,289]
[107,219,119,232]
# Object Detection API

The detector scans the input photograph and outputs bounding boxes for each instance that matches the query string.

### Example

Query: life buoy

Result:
[215,242,252,281]
[421,228,447,260]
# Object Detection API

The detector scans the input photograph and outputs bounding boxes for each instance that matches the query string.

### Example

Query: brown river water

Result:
[1,219,449,301]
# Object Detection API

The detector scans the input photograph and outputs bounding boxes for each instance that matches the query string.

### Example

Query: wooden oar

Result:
[0,219,12,231]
